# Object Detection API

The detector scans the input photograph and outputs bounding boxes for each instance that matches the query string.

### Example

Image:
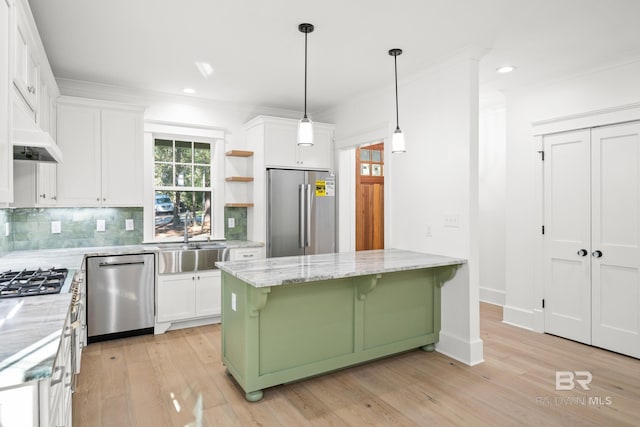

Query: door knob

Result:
[592,250,603,258]
[577,249,588,257]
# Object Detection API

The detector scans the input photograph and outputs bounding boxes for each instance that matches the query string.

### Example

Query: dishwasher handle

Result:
[98,261,146,268]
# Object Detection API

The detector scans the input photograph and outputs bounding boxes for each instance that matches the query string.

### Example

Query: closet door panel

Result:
[543,130,591,344]
[591,122,640,358]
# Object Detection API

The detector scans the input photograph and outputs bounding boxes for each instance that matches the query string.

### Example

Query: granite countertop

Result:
[0,293,73,389]
[216,248,466,288]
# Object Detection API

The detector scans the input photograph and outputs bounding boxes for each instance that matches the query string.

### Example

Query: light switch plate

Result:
[231,293,237,311]
[228,217,235,228]
[125,219,134,231]
[96,219,106,232]
[5,223,9,237]
[51,221,61,234]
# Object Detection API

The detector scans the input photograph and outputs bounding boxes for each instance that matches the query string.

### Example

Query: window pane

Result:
[371,150,381,163]
[155,139,173,162]
[175,141,192,163]
[372,164,383,176]
[194,142,210,164]
[361,163,370,175]
[154,190,212,239]
[175,165,192,187]
[193,165,210,187]
[155,163,173,186]
[360,149,370,161]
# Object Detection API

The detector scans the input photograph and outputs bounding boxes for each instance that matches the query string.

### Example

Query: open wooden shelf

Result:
[226,150,254,157]
[225,203,254,208]
[225,176,254,182]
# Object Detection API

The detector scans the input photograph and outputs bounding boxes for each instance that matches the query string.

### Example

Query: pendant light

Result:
[389,48,406,153]
[298,23,314,146]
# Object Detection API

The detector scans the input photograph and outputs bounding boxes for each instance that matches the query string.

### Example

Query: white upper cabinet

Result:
[247,116,334,170]
[13,2,38,114]
[0,0,12,203]
[56,98,144,206]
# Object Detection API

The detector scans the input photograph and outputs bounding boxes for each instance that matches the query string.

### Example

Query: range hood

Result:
[12,128,63,163]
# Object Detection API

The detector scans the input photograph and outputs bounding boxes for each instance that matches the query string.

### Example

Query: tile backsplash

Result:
[224,206,247,240]
[0,207,144,252]
[0,206,249,253]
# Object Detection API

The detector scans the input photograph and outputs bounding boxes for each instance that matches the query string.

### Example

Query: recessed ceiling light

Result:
[496,65,516,74]
[195,61,214,78]
[183,88,196,94]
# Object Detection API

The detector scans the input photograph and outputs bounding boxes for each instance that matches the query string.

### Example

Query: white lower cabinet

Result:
[157,270,221,323]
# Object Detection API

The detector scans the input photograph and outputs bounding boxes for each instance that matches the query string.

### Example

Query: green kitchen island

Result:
[215,248,466,402]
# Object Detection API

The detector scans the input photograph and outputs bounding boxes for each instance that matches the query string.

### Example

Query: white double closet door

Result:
[544,121,640,358]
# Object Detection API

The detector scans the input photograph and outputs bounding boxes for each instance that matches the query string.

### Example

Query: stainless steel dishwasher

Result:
[86,253,155,343]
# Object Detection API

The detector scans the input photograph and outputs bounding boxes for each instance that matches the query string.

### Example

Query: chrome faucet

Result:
[184,210,191,244]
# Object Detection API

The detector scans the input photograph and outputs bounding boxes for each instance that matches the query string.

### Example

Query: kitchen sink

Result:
[156,244,228,274]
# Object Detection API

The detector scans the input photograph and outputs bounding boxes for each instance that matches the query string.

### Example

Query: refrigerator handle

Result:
[299,184,305,248]
[306,184,312,247]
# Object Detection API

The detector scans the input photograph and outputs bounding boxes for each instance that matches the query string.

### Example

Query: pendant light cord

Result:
[394,55,399,130]
[304,31,308,119]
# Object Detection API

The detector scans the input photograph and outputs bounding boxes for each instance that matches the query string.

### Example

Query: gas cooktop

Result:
[0,268,69,299]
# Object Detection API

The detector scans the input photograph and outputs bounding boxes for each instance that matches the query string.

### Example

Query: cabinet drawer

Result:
[229,247,264,262]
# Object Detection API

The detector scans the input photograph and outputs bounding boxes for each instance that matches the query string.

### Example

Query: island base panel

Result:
[221,267,453,401]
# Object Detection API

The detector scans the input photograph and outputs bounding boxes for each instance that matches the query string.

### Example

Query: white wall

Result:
[320,52,484,366]
[478,96,506,306]
[504,59,640,329]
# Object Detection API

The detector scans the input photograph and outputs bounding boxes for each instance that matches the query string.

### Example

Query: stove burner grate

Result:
[0,268,68,298]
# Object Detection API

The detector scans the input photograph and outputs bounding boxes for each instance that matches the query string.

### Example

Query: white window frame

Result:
[143,121,225,242]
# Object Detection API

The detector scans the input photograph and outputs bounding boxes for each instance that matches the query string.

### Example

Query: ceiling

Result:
[28,0,640,113]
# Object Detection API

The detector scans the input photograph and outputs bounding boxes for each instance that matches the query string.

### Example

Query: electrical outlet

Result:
[51,221,61,234]
[96,219,106,232]
[228,217,235,228]
[125,219,134,231]
[231,293,237,311]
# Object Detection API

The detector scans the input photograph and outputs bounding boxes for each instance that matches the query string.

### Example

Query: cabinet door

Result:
[297,125,333,169]
[0,0,11,203]
[101,109,143,205]
[264,120,298,168]
[157,274,196,322]
[195,270,221,317]
[13,6,38,112]
[11,161,37,206]
[56,104,101,205]
[37,163,57,205]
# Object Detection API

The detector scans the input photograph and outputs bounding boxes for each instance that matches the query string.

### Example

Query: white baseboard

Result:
[479,287,505,306]
[502,305,534,331]
[436,332,484,366]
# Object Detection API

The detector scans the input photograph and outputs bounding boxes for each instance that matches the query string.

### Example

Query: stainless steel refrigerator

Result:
[267,168,336,257]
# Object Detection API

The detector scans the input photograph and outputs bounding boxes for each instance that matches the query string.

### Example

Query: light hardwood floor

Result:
[73,303,640,426]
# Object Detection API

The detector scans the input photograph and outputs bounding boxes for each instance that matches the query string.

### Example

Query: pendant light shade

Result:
[389,48,406,153]
[298,23,314,146]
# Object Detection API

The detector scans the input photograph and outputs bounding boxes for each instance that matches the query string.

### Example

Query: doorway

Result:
[356,142,384,250]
